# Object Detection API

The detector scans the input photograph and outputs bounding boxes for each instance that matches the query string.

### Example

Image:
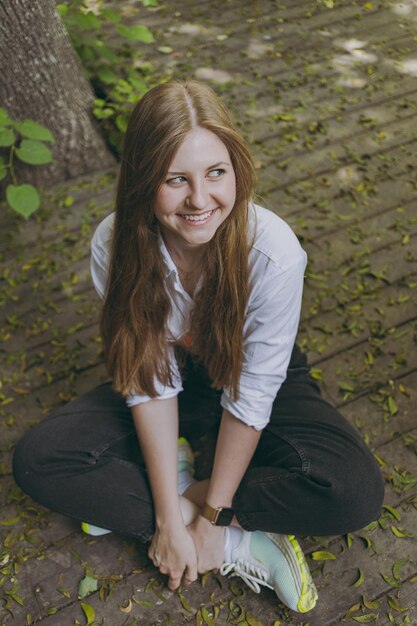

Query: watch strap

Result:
[201,502,233,526]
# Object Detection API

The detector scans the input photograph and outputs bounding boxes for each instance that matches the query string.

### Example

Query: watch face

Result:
[217,507,234,526]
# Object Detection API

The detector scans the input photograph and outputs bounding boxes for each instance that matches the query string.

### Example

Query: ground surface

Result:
[1,0,417,624]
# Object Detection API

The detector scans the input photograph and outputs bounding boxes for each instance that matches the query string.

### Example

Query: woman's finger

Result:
[148,549,159,568]
[168,571,183,591]
[184,562,198,585]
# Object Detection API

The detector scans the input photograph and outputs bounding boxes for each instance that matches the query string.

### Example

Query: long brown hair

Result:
[101,80,256,399]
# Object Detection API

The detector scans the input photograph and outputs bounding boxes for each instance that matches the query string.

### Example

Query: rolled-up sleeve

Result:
[221,253,307,430]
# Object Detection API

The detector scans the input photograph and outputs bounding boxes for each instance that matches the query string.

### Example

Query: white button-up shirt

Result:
[91,203,307,430]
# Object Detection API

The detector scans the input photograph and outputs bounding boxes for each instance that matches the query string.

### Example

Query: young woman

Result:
[13,80,384,614]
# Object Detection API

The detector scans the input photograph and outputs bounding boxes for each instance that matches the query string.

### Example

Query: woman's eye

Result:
[167,176,186,185]
[209,168,225,178]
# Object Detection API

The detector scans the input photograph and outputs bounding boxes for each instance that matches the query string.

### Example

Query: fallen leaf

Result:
[311,550,336,560]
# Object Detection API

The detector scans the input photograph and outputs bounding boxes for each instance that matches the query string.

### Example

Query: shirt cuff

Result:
[220,384,280,431]
[126,382,183,407]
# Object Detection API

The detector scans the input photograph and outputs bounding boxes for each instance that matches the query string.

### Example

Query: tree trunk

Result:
[0,0,115,188]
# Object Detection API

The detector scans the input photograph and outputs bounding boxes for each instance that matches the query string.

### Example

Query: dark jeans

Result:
[13,345,384,542]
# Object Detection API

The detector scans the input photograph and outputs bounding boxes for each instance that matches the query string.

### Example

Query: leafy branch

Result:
[0,109,54,218]
[57,0,156,155]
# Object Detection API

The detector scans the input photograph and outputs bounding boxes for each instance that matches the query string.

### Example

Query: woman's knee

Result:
[13,424,47,496]
[326,446,385,533]
[12,412,72,500]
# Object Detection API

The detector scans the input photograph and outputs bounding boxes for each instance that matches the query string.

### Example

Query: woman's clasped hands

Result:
[149,515,225,590]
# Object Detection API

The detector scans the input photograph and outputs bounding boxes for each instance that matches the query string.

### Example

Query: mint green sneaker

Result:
[81,522,112,536]
[178,437,195,473]
[220,529,318,613]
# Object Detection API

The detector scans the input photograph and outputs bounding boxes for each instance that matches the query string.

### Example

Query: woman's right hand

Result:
[149,522,198,590]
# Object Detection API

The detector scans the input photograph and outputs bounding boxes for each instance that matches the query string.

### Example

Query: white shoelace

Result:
[220,559,273,594]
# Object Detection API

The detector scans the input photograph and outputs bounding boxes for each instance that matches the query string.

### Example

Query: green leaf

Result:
[387,595,407,611]
[57,586,71,599]
[62,195,74,208]
[387,396,398,416]
[15,120,54,142]
[311,550,336,560]
[342,603,361,620]
[80,602,95,626]
[56,4,68,16]
[393,558,408,580]
[127,73,148,92]
[71,12,101,30]
[78,573,98,599]
[47,607,58,615]
[228,600,245,624]
[0,107,11,125]
[201,606,215,626]
[391,525,412,538]
[362,596,381,610]
[310,367,323,381]
[158,46,173,54]
[352,568,365,588]
[381,573,401,588]
[383,504,401,521]
[275,113,295,122]
[116,23,155,43]
[352,615,378,623]
[15,139,53,165]
[246,613,264,626]
[0,515,20,526]
[5,591,24,606]
[6,184,40,218]
[97,68,119,85]
[115,114,128,133]
[101,7,121,22]
[338,381,355,392]
[178,592,194,613]
[0,128,15,147]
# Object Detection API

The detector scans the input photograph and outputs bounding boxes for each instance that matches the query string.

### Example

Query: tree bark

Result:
[0,0,115,187]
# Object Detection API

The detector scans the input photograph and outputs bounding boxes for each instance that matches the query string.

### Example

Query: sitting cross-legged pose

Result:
[13,80,384,614]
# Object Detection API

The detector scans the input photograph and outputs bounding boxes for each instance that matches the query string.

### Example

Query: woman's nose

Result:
[186,181,209,210]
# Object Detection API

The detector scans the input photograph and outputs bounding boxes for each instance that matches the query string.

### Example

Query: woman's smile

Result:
[177,208,218,225]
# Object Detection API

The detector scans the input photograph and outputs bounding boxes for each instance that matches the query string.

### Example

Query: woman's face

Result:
[154,127,237,253]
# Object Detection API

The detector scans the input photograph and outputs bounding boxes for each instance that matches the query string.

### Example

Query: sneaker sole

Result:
[81,522,112,536]
[266,533,318,613]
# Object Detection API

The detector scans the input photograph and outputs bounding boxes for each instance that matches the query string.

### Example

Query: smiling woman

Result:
[12,80,384,616]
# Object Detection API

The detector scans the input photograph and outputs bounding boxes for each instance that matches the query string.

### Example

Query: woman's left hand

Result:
[188,514,225,573]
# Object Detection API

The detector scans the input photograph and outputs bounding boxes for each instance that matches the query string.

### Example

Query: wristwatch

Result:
[201,502,234,526]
